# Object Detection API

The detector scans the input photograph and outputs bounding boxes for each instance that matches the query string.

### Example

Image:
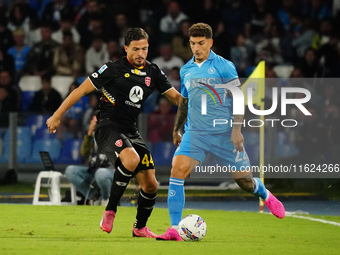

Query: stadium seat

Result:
[152,141,176,166]
[56,139,83,164]
[18,75,42,92]
[34,127,57,140]
[25,114,50,136]
[0,126,32,163]
[51,75,74,99]
[273,65,294,79]
[26,139,62,163]
[21,91,37,111]
[276,144,300,158]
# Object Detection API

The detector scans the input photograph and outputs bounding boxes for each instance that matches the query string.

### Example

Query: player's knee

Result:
[234,178,255,193]
[65,165,76,179]
[171,163,190,180]
[141,180,158,194]
[121,154,140,171]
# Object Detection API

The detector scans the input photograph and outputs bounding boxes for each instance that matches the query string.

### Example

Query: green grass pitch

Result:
[0,204,339,255]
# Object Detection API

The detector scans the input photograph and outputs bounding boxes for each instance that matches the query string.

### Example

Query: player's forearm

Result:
[232,114,244,130]
[53,88,88,119]
[173,97,188,133]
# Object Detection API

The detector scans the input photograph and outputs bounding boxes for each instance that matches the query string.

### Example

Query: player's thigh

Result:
[95,124,138,168]
[135,169,158,193]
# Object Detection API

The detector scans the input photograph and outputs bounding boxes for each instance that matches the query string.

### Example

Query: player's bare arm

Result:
[164,87,182,106]
[46,78,95,133]
[231,114,245,152]
[173,97,188,146]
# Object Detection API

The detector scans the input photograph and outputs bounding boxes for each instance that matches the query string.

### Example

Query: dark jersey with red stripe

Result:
[88,57,172,132]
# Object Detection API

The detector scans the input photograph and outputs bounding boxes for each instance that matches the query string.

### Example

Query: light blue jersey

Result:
[180,50,241,134]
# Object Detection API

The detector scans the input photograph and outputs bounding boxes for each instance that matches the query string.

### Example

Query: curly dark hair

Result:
[188,23,213,39]
[124,28,149,46]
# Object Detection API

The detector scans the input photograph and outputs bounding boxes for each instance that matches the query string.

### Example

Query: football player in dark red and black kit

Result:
[47,28,182,238]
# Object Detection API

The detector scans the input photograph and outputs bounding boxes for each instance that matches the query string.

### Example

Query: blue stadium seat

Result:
[21,91,37,111]
[245,144,259,166]
[276,144,299,159]
[34,126,57,140]
[152,142,176,166]
[0,126,32,163]
[25,114,50,135]
[26,139,62,163]
[55,139,83,164]
[243,131,259,146]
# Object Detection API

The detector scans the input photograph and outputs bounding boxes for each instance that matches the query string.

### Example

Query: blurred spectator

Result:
[307,0,332,20]
[318,34,340,77]
[53,30,84,78]
[0,15,14,51]
[0,70,21,110]
[7,27,30,82]
[298,47,320,77]
[23,24,59,76]
[29,74,62,114]
[41,0,75,31]
[255,21,284,65]
[111,13,131,48]
[58,81,89,140]
[221,0,251,37]
[147,97,176,144]
[0,86,18,126]
[171,19,192,62]
[7,3,39,36]
[230,33,255,77]
[311,18,334,50]
[192,0,221,32]
[277,0,298,32]
[249,0,274,36]
[152,44,184,76]
[0,45,15,77]
[76,0,102,49]
[78,14,105,50]
[85,35,107,75]
[104,40,122,62]
[51,16,80,44]
[82,91,100,133]
[291,18,317,58]
[159,1,188,41]
[65,114,114,206]
[167,66,181,91]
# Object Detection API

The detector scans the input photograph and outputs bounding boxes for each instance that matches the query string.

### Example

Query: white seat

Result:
[273,65,294,79]
[33,171,77,206]
[19,75,42,91]
[51,76,74,99]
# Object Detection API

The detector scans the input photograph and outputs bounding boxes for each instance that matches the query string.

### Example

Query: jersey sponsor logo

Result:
[91,72,98,78]
[129,86,144,103]
[184,72,190,77]
[131,69,146,76]
[115,139,123,147]
[145,77,151,86]
[169,190,176,196]
[98,64,108,74]
[125,73,130,77]
[208,67,216,74]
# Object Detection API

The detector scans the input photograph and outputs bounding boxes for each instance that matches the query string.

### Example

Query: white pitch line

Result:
[285,212,340,227]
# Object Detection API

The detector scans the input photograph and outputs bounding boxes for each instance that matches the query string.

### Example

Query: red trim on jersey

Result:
[126,57,145,69]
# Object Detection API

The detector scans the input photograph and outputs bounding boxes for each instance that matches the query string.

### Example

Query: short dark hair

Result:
[188,23,213,39]
[124,28,149,46]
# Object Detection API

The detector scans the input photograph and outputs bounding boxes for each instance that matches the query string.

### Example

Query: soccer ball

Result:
[178,214,207,241]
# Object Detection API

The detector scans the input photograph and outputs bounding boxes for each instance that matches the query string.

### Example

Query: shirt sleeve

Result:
[88,61,115,90]
[153,65,173,94]
[220,59,241,86]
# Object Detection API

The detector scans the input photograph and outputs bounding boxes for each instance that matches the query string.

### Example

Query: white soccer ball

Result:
[178,214,207,241]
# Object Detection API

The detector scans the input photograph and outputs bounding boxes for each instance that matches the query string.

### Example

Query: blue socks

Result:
[168,177,185,226]
[252,177,269,200]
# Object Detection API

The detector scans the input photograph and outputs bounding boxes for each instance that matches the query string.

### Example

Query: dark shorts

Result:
[95,121,154,175]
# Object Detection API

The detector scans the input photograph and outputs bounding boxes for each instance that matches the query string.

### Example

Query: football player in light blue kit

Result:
[156,23,285,241]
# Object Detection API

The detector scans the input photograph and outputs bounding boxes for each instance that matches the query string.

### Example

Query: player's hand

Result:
[87,115,97,135]
[231,128,244,152]
[173,131,182,147]
[46,115,60,134]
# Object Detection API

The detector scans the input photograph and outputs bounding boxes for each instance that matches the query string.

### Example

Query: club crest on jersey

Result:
[145,77,151,86]
[115,139,123,147]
